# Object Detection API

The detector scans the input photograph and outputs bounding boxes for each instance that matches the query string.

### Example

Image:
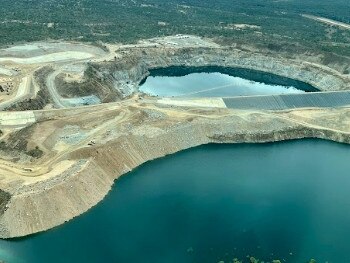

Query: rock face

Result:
[93,47,350,98]
[0,36,349,238]
[0,103,349,238]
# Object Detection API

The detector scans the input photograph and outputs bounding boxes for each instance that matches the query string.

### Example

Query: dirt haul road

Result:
[0,76,32,110]
[0,42,108,110]
[0,97,349,238]
[0,36,349,238]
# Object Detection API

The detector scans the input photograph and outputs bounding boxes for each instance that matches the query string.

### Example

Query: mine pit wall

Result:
[0,117,349,238]
[106,47,350,97]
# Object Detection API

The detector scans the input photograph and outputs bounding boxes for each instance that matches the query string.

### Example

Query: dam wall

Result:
[224,91,350,110]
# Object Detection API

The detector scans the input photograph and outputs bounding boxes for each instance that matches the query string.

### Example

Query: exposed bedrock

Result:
[0,111,349,238]
[93,47,350,98]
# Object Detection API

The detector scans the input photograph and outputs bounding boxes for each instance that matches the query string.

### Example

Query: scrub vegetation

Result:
[0,0,349,57]
[55,66,121,102]
[0,124,43,159]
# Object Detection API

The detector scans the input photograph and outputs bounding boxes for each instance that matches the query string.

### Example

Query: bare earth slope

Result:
[0,36,349,238]
[0,99,349,238]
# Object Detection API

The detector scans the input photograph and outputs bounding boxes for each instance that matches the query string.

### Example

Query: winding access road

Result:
[0,42,108,110]
[0,76,33,110]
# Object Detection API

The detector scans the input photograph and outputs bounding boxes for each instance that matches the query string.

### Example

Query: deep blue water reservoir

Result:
[0,139,349,263]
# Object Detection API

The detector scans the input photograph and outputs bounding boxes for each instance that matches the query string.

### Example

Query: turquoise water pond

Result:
[0,139,349,263]
[139,66,318,97]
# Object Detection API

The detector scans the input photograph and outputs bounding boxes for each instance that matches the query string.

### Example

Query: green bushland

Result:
[0,0,349,58]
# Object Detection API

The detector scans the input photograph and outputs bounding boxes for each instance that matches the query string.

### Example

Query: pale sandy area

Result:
[0,111,35,126]
[157,98,227,108]
[0,51,94,64]
[303,14,350,30]
[6,44,42,52]
[0,67,16,76]
[0,76,32,110]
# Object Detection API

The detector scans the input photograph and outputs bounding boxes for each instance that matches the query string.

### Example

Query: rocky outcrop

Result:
[0,37,349,239]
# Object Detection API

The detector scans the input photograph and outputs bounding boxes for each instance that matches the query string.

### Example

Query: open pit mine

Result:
[0,35,349,238]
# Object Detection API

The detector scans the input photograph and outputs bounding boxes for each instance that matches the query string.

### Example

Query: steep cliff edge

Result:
[91,47,350,98]
[0,104,349,238]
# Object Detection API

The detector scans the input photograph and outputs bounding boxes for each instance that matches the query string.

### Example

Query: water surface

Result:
[139,66,318,97]
[0,139,349,263]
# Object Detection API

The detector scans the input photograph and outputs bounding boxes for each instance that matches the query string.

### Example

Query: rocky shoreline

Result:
[0,105,349,238]
[93,46,350,98]
[0,36,349,238]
